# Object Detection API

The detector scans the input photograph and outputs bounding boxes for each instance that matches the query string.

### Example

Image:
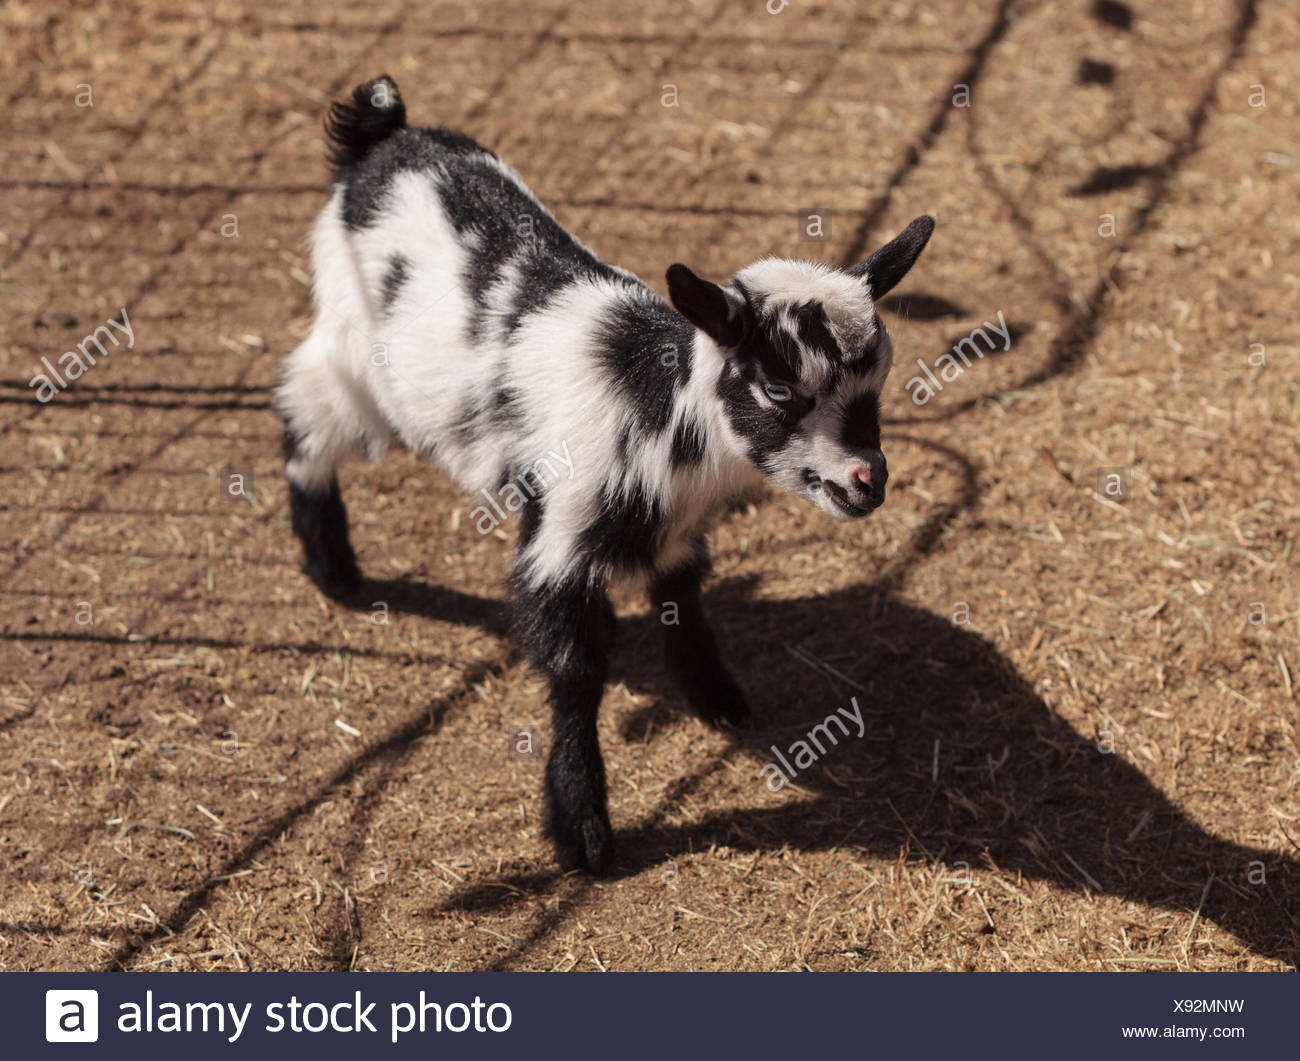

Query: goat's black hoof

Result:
[685,672,751,730]
[304,559,362,602]
[546,803,614,875]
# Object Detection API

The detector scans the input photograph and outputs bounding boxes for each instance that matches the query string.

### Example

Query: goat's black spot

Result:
[462,246,517,343]
[488,383,524,431]
[503,253,583,334]
[519,465,548,497]
[840,390,882,454]
[729,283,802,383]
[517,495,544,548]
[578,481,665,572]
[593,294,695,437]
[734,314,801,383]
[718,363,795,470]
[449,395,485,446]
[669,415,707,469]
[792,302,842,362]
[340,126,626,349]
[614,421,635,464]
[408,140,618,341]
[449,382,525,447]
[341,127,483,230]
[281,424,301,462]
[735,289,872,383]
[379,254,410,313]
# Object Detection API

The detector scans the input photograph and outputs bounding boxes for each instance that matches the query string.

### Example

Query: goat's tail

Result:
[325,75,406,176]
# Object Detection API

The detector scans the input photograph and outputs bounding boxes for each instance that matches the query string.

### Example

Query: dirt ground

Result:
[2,0,1297,972]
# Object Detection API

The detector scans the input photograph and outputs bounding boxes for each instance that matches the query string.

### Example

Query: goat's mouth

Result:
[805,472,881,518]
[825,487,878,518]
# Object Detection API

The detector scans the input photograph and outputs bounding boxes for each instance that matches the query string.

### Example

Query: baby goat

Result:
[276,76,934,873]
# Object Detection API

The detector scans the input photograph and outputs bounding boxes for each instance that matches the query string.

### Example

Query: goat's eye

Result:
[763,383,794,403]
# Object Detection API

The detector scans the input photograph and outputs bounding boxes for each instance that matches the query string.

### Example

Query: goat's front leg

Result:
[512,569,614,874]
[650,552,749,728]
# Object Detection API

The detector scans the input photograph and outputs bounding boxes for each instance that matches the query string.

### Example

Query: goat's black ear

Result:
[666,264,746,348]
[848,215,935,298]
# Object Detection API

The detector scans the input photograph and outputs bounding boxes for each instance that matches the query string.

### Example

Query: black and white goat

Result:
[276,76,934,873]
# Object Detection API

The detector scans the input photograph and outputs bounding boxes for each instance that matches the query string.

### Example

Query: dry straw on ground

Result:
[1,0,1296,970]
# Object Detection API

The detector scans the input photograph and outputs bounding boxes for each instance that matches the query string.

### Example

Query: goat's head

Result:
[667,215,934,520]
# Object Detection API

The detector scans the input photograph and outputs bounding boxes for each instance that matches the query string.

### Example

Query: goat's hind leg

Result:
[276,352,364,600]
[280,426,361,599]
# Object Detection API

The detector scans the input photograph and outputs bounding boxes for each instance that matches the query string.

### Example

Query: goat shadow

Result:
[357,572,1299,968]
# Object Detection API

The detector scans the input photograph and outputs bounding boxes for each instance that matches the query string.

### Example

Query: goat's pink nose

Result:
[848,463,873,487]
